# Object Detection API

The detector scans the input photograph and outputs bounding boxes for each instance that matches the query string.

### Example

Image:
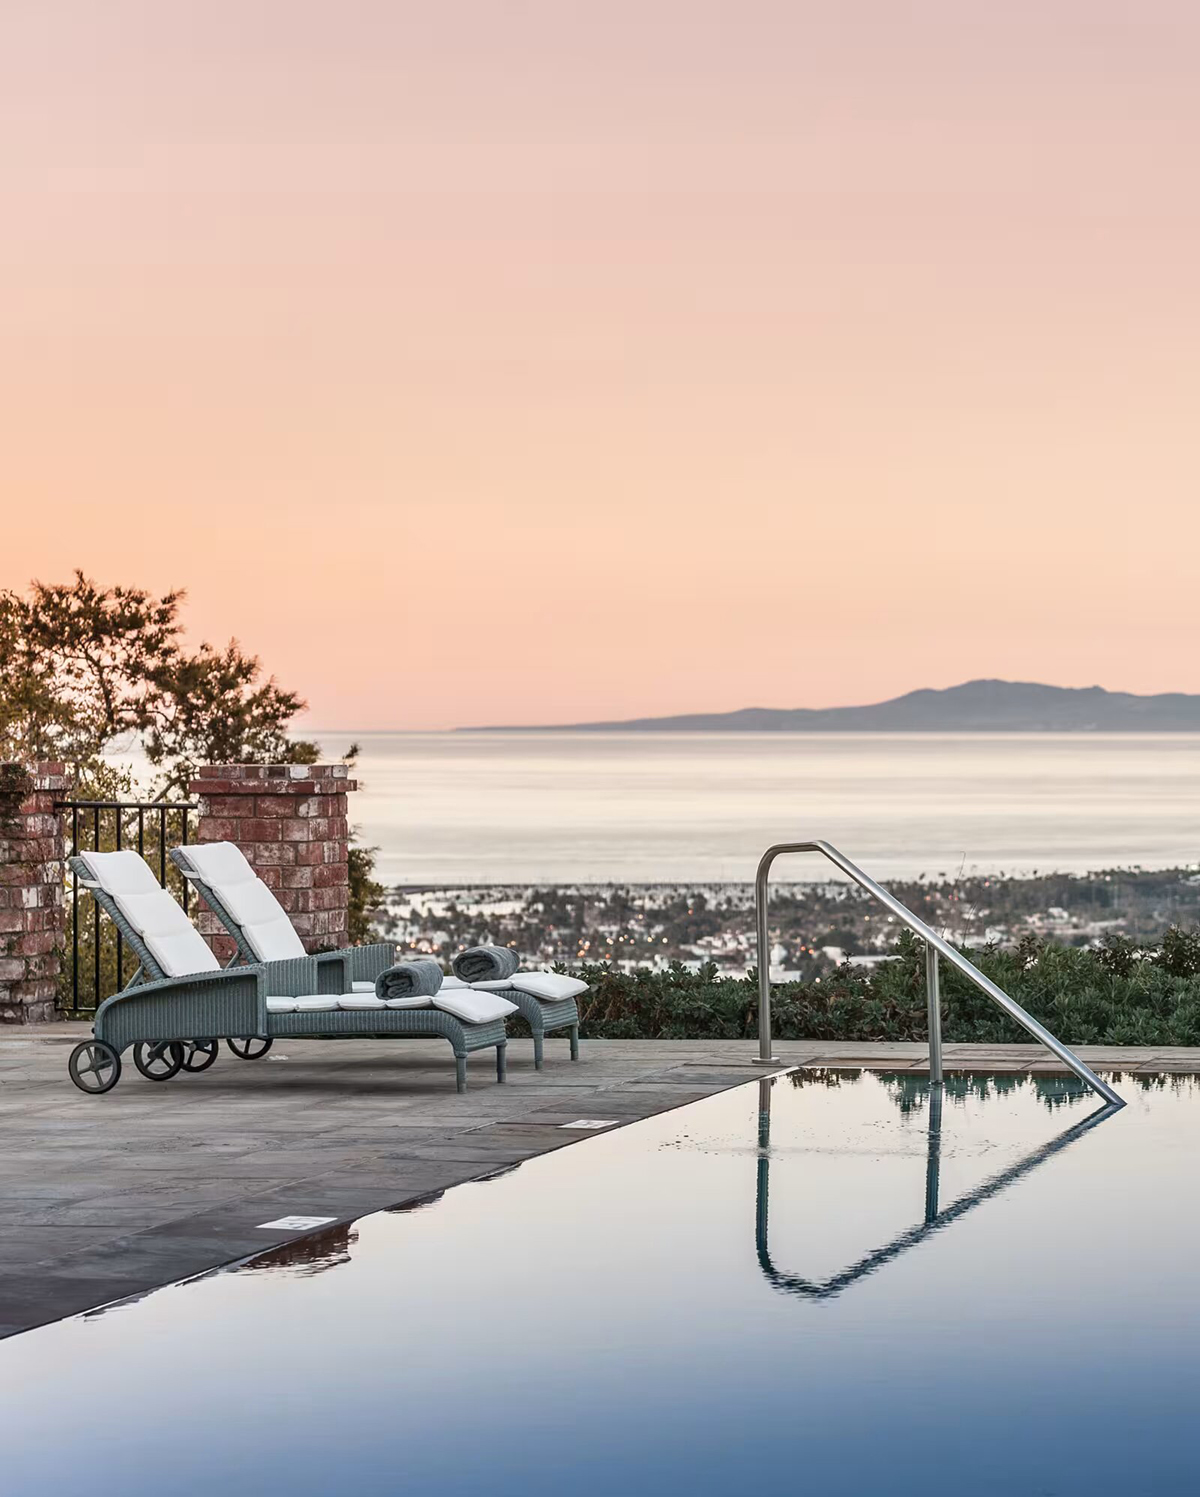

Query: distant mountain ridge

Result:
[462,680,1200,732]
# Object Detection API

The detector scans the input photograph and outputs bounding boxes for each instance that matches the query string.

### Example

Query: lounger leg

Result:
[496,1041,507,1083]
[569,1024,580,1061]
[533,1031,544,1071]
[455,1054,467,1093]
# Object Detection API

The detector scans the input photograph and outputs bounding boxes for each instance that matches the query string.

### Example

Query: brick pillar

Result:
[0,762,68,1024]
[187,764,356,962]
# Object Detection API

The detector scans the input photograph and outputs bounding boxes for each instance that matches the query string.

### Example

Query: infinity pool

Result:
[4,1070,1196,1495]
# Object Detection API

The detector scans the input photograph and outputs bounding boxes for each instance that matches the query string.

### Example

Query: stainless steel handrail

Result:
[753,840,1124,1109]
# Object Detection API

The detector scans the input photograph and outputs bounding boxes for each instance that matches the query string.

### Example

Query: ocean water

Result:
[299,731,1200,886]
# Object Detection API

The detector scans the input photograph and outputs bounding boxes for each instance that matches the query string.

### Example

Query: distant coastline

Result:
[458,679,1200,733]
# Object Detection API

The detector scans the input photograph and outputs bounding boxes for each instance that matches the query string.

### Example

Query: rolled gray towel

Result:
[452,945,520,983]
[376,958,444,1001]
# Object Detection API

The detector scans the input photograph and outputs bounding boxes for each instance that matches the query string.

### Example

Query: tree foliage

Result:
[348,843,386,945]
[1,573,381,984]
[0,572,316,796]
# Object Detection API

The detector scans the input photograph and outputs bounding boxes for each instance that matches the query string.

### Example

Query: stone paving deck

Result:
[1,1027,1195,1340]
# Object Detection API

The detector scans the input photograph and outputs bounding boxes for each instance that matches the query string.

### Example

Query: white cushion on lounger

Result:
[510,972,589,1003]
[384,996,434,1010]
[181,842,307,962]
[78,850,220,977]
[179,840,257,889]
[237,911,305,963]
[213,873,289,929]
[109,889,220,978]
[79,848,160,896]
[337,993,386,1010]
[293,995,340,1012]
[434,991,518,1025]
[469,979,513,991]
[266,997,298,1013]
[213,877,306,962]
[139,924,224,978]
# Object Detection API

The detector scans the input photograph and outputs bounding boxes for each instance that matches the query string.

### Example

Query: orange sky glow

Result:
[3,2,1199,729]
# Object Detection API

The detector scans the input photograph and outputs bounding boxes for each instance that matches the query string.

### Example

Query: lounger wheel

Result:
[181,1039,219,1073]
[226,1036,273,1060]
[68,1041,122,1095]
[132,1041,185,1081]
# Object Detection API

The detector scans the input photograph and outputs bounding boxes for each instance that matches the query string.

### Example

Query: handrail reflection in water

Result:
[754,1075,1122,1301]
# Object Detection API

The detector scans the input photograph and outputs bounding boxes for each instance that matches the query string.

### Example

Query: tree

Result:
[348,843,386,945]
[0,572,317,796]
[141,640,318,797]
[0,574,383,984]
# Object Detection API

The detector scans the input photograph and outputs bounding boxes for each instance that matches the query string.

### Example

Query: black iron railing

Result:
[56,800,197,1013]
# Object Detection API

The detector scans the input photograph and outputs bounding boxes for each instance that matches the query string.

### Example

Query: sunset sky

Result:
[3,2,1199,730]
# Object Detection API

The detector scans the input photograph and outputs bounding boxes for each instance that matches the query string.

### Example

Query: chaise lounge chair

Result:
[449,960,586,1070]
[66,850,512,1095]
[173,843,587,1069]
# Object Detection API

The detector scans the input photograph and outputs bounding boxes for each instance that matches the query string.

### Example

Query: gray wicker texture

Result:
[94,968,267,1052]
[327,940,397,987]
[72,858,508,1093]
[505,991,582,1069]
[266,1010,508,1091]
[265,1012,508,1091]
[260,955,320,998]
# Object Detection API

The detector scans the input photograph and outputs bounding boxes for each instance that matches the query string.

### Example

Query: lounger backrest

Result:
[174,841,307,963]
[77,849,220,978]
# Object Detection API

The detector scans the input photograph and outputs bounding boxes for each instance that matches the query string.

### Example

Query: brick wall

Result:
[188,764,357,962]
[0,762,67,1024]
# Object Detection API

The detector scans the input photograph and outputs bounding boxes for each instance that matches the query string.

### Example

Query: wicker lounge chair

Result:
[66,850,510,1095]
[462,970,585,1070]
[521,989,582,1069]
[174,843,586,1069]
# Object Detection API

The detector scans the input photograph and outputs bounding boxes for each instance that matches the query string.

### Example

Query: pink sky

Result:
[3,2,1199,729]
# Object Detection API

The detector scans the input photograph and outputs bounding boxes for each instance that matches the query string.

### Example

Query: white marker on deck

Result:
[256,1215,338,1231]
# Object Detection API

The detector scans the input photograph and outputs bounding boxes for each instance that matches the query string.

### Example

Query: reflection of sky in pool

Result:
[4,1071,1196,1496]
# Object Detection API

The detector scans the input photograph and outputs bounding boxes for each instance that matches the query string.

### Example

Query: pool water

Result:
[4,1070,1197,1495]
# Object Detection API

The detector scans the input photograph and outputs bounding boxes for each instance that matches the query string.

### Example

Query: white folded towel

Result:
[510,972,589,1003]
[350,981,377,993]
[434,990,518,1025]
[439,975,469,989]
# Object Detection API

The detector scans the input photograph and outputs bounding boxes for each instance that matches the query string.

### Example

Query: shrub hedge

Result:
[568,929,1200,1047]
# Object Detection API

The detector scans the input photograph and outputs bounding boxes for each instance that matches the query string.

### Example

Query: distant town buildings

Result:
[371,867,1199,974]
